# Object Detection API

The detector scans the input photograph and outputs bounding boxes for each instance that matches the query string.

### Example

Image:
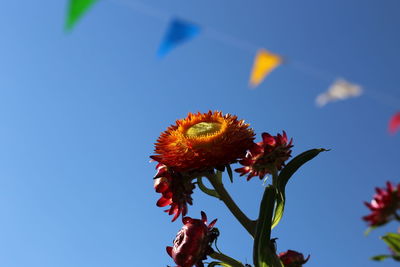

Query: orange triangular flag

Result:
[249,49,282,88]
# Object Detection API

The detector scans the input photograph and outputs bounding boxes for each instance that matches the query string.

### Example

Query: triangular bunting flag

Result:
[65,0,98,31]
[389,112,400,135]
[157,18,201,58]
[249,49,282,88]
[316,79,362,107]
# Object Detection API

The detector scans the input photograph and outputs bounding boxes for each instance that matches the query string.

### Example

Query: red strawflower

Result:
[154,163,195,222]
[363,181,400,227]
[279,250,310,267]
[167,211,218,267]
[235,131,293,180]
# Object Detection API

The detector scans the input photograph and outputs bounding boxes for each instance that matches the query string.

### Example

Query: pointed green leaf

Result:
[364,226,377,236]
[278,148,328,189]
[65,0,98,30]
[382,233,400,254]
[208,262,231,267]
[371,255,392,261]
[253,186,283,267]
[271,191,284,229]
[226,164,234,183]
[272,148,328,229]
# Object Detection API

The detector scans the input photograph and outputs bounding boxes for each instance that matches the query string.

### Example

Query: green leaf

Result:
[65,0,98,30]
[271,148,328,229]
[382,233,400,254]
[371,255,392,261]
[278,148,328,189]
[271,191,284,229]
[364,226,377,236]
[253,186,282,267]
[208,262,231,267]
[226,164,234,183]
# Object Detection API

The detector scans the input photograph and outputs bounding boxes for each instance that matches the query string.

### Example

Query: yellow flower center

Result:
[186,122,222,137]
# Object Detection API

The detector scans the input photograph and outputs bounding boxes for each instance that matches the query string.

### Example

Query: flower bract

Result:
[151,111,255,172]
[167,211,218,267]
[279,250,310,267]
[236,131,293,180]
[363,181,400,227]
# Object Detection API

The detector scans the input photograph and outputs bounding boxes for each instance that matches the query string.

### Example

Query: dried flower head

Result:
[151,111,255,172]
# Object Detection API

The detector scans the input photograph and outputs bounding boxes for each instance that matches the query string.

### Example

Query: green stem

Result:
[271,168,278,188]
[197,177,220,199]
[207,172,256,237]
[209,251,246,267]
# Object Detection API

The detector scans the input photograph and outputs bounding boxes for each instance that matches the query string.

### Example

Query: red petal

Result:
[171,207,181,222]
[208,218,217,228]
[201,211,207,223]
[166,246,173,257]
[386,181,394,192]
[154,179,169,193]
[183,216,192,224]
[157,197,172,207]
[262,133,276,146]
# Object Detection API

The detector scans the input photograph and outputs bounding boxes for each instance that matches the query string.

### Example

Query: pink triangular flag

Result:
[388,112,400,134]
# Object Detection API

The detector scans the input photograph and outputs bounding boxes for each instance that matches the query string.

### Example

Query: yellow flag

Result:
[249,49,282,88]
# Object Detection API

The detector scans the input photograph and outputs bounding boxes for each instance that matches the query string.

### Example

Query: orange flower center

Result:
[186,122,222,138]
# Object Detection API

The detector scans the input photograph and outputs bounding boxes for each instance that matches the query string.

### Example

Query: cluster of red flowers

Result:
[151,111,294,221]
[363,181,400,227]
[151,111,301,267]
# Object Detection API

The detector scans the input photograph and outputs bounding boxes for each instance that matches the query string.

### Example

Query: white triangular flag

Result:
[316,79,362,107]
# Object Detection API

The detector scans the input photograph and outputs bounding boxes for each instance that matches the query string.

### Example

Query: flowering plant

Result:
[151,111,326,267]
[363,182,400,262]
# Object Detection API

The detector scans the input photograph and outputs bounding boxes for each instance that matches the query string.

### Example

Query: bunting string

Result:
[67,0,400,134]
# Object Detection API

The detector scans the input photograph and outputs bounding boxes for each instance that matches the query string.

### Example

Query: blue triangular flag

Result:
[157,18,201,58]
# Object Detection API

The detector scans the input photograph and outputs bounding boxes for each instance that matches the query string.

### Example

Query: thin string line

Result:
[109,0,170,22]
[106,0,400,110]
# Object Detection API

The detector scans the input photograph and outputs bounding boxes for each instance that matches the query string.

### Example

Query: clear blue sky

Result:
[0,0,399,266]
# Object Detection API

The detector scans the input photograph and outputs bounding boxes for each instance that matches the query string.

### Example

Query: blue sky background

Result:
[0,0,399,266]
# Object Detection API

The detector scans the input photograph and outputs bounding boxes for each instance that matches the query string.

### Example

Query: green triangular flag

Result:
[65,0,98,30]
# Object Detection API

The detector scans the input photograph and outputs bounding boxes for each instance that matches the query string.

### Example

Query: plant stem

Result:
[207,172,256,237]
[271,167,279,188]
[209,251,245,267]
[197,177,220,199]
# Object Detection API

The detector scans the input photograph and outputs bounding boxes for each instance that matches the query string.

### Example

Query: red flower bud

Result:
[279,250,310,267]
[167,212,217,267]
